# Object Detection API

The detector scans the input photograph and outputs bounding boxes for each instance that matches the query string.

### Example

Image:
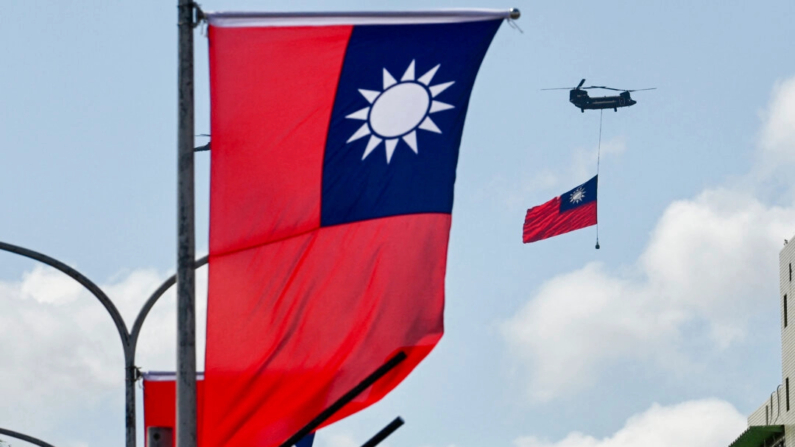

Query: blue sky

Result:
[1,1,795,447]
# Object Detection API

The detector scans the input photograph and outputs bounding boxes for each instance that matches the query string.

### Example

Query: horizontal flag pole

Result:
[206,9,520,27]
[277,351,407,447]
[142,371,206,381]
[360,417,405,447]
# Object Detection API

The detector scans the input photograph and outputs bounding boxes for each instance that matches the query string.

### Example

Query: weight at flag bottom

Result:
[205,10,511,447]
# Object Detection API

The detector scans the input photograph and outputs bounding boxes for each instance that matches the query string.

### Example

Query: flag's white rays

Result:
[430,81,454,97]
[346,60,454,163]
[418,64,440,85]
[383,68,397,89]
[403,131,418,153]
[401,60,415,81]
[358,89,380,103]
[385,139,399,162]
[570,187,585,203]
[430,101,454,113]
[419,116,441,133]
[347,123,371,143]
[346,107,369,120]
[362,135,383,159]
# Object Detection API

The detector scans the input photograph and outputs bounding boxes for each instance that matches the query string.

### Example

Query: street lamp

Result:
[0,241,207,447]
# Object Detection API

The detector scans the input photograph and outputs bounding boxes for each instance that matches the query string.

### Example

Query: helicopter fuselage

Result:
[569,90,636,112]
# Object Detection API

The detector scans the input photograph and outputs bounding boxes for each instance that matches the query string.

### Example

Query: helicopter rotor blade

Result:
[541,81,655,92]
[582,86,623,91]
[583,86,657,92]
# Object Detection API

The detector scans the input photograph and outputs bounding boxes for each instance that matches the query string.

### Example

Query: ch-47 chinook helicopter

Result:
[543,79,656,112]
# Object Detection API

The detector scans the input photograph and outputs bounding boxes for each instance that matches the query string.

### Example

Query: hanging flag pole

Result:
[176,1,197,447]
[360,417,405,447]
[277,352,407,447]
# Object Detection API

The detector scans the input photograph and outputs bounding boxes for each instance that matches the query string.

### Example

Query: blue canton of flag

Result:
[559,175,598,212]
[295,433,315,447]
[321,20,502,227]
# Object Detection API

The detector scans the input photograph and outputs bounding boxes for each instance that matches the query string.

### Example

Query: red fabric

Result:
[523,198,597,243]
[204,214,448,447]
[208,25,352,255]
[143,377,204,447]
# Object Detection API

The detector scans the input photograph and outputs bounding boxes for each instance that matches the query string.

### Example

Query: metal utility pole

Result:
[176,1,197,447]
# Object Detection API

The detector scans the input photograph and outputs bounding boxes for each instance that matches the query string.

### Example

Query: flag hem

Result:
[206,9,514,27]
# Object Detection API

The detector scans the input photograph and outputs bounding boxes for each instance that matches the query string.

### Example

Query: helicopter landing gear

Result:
[580,108,584,113]
[614,108,617,112]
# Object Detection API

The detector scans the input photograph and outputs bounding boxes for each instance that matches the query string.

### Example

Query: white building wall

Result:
[749,400,768,426]
[748,389,785,427]
[780,239,795,445]
[740,237,795,447]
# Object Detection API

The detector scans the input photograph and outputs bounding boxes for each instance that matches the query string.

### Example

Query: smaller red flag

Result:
[523,176,598,244]
[142,372,205,447]
[142,373,315,447]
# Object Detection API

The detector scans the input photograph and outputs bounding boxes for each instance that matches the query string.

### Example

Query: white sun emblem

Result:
[570,187,586,204]
[345,60,455,163]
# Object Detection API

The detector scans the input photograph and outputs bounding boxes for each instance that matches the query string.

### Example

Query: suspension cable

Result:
[595,109,603,250]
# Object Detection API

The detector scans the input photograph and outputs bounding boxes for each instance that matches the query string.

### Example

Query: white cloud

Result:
[18,265,85,305]
[0,263,208,443]
[317,433,359,447]
[514,399,746,447]
[641,190,795,346]
[479,170,560,211]
[757,77,795,169]
[569,136,626,184]
[750,77,795,203]
[503,75,795,402]
[478,137,626,211]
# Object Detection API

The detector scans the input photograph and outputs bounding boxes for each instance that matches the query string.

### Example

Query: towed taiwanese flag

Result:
[523,175,598,243]
[204,9,515,447]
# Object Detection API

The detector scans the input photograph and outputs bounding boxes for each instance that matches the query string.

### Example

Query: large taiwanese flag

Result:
[204,10,509,447]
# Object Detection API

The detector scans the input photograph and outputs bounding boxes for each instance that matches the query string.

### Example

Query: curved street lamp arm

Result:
[0,427,57,447]
[0,241,130,347]
[129,255,209,357]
